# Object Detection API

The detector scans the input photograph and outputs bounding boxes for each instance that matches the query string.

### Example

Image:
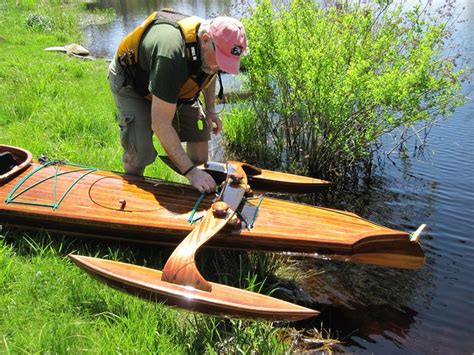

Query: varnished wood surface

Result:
[68,254,319,321]
[243,164,333,193]
[0,157,425,269]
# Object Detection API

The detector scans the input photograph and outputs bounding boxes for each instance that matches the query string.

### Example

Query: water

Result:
[82,0,244,59]
[83,1,474,352]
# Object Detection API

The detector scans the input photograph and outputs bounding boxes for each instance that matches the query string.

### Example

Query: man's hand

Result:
[186,168,216,194]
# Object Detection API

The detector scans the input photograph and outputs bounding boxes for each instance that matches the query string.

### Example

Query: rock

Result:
[271,279,316,305]
[64,43,89,56]
[45,43,90,56]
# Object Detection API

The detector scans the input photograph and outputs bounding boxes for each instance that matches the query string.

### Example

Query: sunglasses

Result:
[231,46,243,56]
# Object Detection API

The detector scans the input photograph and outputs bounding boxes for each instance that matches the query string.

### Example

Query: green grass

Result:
[1,232,191,353]
[0,230,293,353]
[0,2,337,352]
[0,1,173,179]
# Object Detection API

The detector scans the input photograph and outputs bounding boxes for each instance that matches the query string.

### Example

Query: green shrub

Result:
[223,103,277,166]
[26,13,54,32]
[228,0,467,177]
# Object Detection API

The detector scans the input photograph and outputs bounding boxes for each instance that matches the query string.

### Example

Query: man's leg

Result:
[186,141,209,164]
[174,102,211,164]
[116,99,155,176]
[124,162,145,176]
[108,59,156,176]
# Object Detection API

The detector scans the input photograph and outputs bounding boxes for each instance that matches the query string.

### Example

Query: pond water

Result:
[83,1,473,353]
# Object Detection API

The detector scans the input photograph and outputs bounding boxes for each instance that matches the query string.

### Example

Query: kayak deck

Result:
[0,159,425,269]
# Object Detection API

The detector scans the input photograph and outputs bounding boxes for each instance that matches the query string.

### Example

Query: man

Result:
[107,11,247,194]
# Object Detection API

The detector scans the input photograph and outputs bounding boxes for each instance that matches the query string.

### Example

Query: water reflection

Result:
[305,303,418,350]
[96,0,235,16]
[288,255,432,349]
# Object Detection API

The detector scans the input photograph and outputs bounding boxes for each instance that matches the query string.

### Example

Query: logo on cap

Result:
[231,46,243,56]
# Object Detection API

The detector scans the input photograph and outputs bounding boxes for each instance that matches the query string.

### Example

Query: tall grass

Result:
[1,231,187,353]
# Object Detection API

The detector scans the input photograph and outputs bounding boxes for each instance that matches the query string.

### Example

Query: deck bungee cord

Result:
[239,195,264,229]
[188,191,207,224]
[5,160,98,209]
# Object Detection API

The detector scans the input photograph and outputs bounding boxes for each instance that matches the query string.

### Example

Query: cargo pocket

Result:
[109,71,126,94]
[118,114,137,154]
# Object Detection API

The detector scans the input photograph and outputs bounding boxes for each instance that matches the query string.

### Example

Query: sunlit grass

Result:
[0,230,296,353]
[0,231,186,353]
[0,1,173,179]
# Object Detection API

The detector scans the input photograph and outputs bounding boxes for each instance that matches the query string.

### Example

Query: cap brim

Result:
[215,47,240,75]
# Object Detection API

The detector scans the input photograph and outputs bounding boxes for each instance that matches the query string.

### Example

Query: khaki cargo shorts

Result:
[107,58,210,169]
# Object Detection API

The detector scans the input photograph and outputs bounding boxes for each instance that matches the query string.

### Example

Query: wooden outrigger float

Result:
[158,155,333,193]
[0,144,426,320]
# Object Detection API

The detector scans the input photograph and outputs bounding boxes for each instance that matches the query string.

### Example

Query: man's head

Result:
[199,17,247,75]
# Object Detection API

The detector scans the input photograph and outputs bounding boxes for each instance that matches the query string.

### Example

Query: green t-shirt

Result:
[138,23,188,103]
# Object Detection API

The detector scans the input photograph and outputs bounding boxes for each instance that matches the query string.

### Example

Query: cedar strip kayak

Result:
[0,145,425,269]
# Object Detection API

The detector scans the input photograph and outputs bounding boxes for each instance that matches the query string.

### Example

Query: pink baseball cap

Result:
[209,17,247,75]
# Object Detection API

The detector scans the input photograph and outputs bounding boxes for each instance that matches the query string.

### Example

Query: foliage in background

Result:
[223,103,278,166]
[225,0,468,178]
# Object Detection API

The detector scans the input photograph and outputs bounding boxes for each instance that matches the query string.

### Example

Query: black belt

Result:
[177,98,197,105]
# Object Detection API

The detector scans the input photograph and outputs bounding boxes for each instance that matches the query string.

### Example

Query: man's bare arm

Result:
[202,78,222,135]
[151,95,216,193]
